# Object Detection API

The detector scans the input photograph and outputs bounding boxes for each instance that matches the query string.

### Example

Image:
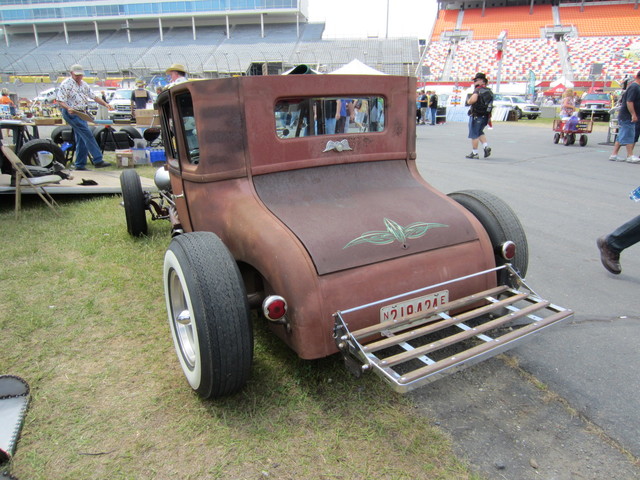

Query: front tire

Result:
[448,190,529,284]
[164,232,253,398]
[120,169,148,236]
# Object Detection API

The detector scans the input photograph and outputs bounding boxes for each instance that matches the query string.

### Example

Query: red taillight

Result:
[501,241,516,260]
[262,295,287,321]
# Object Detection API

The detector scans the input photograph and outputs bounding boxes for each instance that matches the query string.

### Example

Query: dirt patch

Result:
[410,356,640,480]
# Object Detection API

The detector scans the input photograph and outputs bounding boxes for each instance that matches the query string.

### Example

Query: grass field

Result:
[0,166,480,480]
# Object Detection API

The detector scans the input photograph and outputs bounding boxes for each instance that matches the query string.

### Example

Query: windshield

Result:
[112,90,133,100]
[275,96,385,138]
[584,94,609,101]
[511,97,526,104]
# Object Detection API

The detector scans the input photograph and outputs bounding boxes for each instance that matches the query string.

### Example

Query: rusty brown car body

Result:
[120,73,573,398]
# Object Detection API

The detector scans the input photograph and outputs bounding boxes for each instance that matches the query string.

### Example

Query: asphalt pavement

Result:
[411,119,640,479]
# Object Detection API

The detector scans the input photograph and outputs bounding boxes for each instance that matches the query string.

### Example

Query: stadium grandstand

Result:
[0,0,638,95]
[0,0,421,83]
[425,0,639,90]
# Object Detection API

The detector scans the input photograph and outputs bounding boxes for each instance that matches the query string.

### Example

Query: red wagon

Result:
[552,118,593,146]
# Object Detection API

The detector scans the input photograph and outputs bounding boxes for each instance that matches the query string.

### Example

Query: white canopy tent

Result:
[550,77,574,89]
[329,59,386,75]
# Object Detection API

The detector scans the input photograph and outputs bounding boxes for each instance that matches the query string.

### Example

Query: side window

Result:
[275,96,385,139]
[158,97,177,160]
[176,93,199,164]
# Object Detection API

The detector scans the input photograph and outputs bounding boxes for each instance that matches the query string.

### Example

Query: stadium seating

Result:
[142,26,226,72]
[431,10,460,40]
[428,37,562,83]
[566,35,639,80]
[559,4,640,37]
[424,3,639,83]
[460,5,553,40]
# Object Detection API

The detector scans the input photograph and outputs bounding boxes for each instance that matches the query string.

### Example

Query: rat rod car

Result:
[120,71,573,398]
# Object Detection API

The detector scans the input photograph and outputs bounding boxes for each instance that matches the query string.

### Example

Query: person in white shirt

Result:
[166,64,189,88]
[56,64,113,170]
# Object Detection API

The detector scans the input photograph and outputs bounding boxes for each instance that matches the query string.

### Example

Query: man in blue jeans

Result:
[597,216,640,274]
[429,91,438,125]
[608,71,640,163]
[56,64,113,170]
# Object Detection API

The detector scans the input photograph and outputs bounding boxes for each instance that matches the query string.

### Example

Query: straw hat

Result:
[166,63,187,74]
[135,79,146,87]
[1,88,9,95]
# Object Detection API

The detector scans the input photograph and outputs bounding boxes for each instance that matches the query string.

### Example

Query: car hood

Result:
[253,160,479,275]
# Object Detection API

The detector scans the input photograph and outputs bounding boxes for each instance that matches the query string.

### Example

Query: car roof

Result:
[164,74,416,178]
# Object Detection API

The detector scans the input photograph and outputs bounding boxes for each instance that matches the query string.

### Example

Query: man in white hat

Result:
[56,64,114,170]
[165,63,188,88]
[130,80,151,122]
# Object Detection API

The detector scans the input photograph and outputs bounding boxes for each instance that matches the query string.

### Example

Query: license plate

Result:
[380,290,449,323]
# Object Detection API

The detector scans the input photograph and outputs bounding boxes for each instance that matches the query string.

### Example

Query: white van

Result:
[33,87,57,103]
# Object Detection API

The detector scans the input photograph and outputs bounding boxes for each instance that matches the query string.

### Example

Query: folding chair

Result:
[1,145,61,219]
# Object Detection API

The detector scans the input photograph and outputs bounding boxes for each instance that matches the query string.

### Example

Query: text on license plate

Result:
[380,290,449,323]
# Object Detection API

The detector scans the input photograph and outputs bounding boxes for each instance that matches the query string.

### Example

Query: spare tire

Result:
[118,125,143,147]
[50,125,72,145]
[119,125,142,139]
[18,139,66,167]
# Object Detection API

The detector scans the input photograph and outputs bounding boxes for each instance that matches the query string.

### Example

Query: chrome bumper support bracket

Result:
[333,265,574,393]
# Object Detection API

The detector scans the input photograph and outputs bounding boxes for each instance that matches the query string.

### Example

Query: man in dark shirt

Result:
[428,91,438,125]
[608,71,640,163]
[465,72,493,159]
[597,70,640,274]
[419,90,428,125]
[130,80,151,122]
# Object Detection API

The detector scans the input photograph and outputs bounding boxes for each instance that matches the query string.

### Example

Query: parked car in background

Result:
[578,93,613,121]
[32,87,57,104]
[108,89,135,121]
[108,88,156,122]
[493,94,540,119]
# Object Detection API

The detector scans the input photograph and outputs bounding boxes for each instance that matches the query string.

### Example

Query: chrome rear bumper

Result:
[333,265,573,393]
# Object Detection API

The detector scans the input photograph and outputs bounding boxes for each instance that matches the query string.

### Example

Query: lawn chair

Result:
[1,145,61,218]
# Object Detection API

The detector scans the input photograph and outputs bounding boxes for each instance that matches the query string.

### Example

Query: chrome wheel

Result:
[163,232,253,398]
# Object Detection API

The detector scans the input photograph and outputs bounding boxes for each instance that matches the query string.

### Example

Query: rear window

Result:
[275,96,385,139]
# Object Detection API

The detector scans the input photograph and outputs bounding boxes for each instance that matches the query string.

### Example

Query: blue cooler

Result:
[149,148,166,166]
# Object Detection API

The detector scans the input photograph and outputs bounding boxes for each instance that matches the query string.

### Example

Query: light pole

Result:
[495,30,507,93]
[385,0,390,39]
